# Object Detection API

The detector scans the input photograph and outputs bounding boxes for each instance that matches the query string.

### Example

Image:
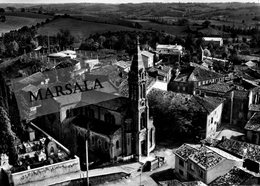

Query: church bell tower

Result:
[128,36,150,160]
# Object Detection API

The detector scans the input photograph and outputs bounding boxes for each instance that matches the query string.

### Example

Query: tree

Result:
[8,40,19,56]
[202,20,211,28]
[98,35,106,48]
[0,15,6,22]
[56,29,75,50]
[0,8,5,13]
[0,106,18,165]
[21,8,25,12]
[0,42,6,55]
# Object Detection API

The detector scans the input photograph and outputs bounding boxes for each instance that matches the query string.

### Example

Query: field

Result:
[139,21,187,36]
[37,18,139,39]
[0,15,46,34]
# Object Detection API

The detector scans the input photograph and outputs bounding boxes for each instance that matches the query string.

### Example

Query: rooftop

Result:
[141,50,154,58]
[156,44,183,51]
[114,60,131,69]
[148,88,223,114]
[202,37,223,42]
[95,96,129,112]
[216,138,260,164]
[73,116,121,136]
[198,82,234,94]
[175,144,199,160]
[175,144,225,170]
[174,66,224,83]
[209,167,253,186]
[189,146,225,170]
[244,112,260,132]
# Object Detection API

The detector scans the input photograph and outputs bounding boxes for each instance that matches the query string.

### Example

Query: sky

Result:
[0,0,258,4]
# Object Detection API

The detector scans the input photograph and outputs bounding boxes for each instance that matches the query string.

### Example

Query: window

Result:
[116,140,120,149]
[104,142,109,150]
[66,109,72,118]
[179,169,184,175]
[149,128,153,147]
[91,136,95,145]
[198,82,201,86]
[97,139,102,148]
[199,169,204,179]
[183,87,186,91]
[179,159,184,167]
[140,112,146,129]
[211,117,213,123]
[190,163,195,171]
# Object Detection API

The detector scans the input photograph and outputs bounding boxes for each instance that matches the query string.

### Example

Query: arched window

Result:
[97,139,102,148]
[104,142,109,151]
[142,84,146,98]
[116,140,120,149]
[140,112,146,129]
[150,128,153,147]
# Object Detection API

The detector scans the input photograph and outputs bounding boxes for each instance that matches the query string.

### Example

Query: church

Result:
[44,37,157,165]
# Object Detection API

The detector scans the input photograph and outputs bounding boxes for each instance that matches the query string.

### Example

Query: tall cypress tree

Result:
[0,106,18,165]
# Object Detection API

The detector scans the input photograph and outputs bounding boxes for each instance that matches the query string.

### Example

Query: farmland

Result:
[0,15,46,34]
[37,17,139,39]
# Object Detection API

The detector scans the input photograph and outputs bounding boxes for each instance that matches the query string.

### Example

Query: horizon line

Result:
[0,1,259,5]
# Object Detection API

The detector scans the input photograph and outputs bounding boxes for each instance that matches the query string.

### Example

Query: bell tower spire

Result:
[128,36,150,160]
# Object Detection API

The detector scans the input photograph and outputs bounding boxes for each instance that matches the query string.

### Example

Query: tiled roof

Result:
[148,65,172,76]
[90,64,127,88]
[249,104,260,112]
[192,96,224,113]
[114,60,131,69]
[175,144,199,160]
[198,82,234,93]
[189,146,225,169]
[74,116,120,136]
[216,138,260,164]
[148,88,223,114]
[174,66,224,83]
[175,144,225,170]
[95,97,129,112]
[251,86,260,92]
[209,167,252,186]
[244,112,260,132]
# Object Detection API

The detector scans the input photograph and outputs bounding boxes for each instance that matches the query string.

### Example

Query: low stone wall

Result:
[10,157,81,186]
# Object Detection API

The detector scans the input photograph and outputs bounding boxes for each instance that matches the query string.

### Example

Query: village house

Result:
[202,37,223,47]
[209,167,259,186]
[248,87,260,118]
[174,143,243,184]
[155,43,183,64]
[168,66,225,95]
[156,90,224,139]
[141,50,154,68]
[216,138,260,174]
[114,60,131,73]
[147,65,172,83]
[244,112,260,145]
